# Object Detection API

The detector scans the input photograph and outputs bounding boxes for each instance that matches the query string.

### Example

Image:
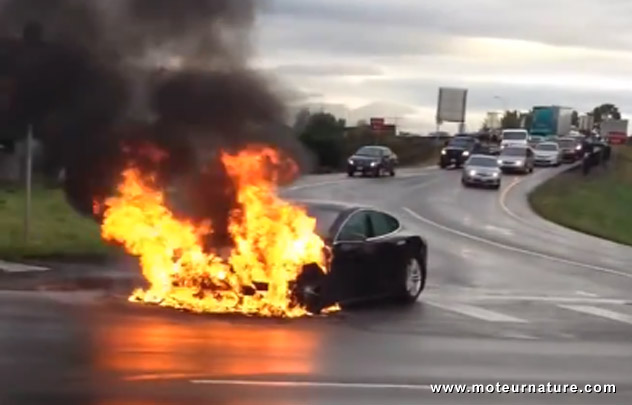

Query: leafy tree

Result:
[501,110,522,129]
[571,110,579,127]
[592,104,621,123]
[520,111,533,129]
[299,112,345,169]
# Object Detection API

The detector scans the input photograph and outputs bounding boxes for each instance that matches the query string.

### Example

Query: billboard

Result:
[436,87,468,124]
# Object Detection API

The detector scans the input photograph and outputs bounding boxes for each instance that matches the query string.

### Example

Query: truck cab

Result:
[500,129,529,150]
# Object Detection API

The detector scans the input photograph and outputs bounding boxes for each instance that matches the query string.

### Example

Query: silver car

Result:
[533,142,562,167]
[461,155,502,189]
[498,146,535,174]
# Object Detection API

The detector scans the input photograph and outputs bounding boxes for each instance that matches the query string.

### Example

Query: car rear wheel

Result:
[397,256,425,304]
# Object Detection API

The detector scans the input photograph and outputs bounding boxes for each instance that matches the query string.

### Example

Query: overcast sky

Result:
[251,0,632,133]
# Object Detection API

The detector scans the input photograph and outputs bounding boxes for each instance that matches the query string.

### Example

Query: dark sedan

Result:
[291,201,428,314]
[557,137,583,162]
[439,136,482,168]
[347,146,398,177]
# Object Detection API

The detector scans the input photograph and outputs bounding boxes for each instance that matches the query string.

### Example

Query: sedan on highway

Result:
[557,137,583,162]
[461,155,502,189]
[498,146,535,174]
[439,135,482,168]
[291,201,428,314]
[347,146,398,177]
[533,142,562,167]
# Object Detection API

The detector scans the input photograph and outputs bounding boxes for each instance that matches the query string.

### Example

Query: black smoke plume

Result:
[0,0,307,248]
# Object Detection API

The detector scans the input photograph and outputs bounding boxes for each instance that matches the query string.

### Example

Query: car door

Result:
[367,211,406,294]
[331,210,378,300]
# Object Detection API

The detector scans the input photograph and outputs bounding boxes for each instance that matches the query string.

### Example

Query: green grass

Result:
[0,184,114,260]
[529,146,632,246]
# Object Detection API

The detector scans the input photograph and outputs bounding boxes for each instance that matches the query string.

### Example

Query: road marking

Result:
[190,379,433,390]
[459,295,628,305]
[425,301,528,323]
[558,305,632,326]
[0,260,50,273]
[498,176,527,225]
[576,290,598,298]
[402,207,632,280]
[286,167,437,191]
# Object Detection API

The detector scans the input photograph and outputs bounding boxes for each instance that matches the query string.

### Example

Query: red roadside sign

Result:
[370,118,385,131]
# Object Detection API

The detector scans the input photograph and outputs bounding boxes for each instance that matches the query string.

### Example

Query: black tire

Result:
[347,171,354,177]
[390,168,396,177]
[373,168,381,177]
[396,255,426,304]
[492,183,501,190]
[292,264,328,315]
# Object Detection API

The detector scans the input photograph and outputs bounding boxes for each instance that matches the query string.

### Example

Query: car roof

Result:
[358,145,388,150]
[537,142,559,146]
[289,199,370,213]
[468,154,497,160]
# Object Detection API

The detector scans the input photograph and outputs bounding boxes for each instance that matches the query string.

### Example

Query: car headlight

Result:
[462,151,470,156]
[441,149,447,155]
[348,159,354,165]
[370,161,377,167]
[516,160,523,165]
[497,159,503,164]
[492,172,499,177]
[576,145,582,150]
[469,169,477,176]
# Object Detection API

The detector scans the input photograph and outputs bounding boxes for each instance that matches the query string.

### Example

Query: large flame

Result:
[100,146,330,317]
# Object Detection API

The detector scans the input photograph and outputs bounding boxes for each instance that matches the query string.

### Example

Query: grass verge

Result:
[529,146,632,246]
[0,184,113,260]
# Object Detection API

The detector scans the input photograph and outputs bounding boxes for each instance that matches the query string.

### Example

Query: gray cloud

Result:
[271,63,383,77]
[258,0,632,131]
[266,0,632,51]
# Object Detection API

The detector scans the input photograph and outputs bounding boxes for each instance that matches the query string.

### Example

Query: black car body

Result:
[291,201,428,314]
[439,135,483,168]
[347,146,398,177]
[557,137,583,162]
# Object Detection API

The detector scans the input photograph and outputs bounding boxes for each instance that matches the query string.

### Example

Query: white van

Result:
[500,129,530,149]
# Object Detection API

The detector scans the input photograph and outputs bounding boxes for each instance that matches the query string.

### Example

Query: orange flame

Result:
[100,145,329,317]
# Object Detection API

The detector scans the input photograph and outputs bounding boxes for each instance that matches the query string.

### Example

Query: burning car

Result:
[292,200,428,314]
[97,146,427,317]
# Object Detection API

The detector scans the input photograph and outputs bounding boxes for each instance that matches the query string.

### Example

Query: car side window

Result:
[336,211,372,242]
[369,211,400,238]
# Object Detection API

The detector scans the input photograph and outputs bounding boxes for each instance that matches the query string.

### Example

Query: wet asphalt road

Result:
[2,165,632,404]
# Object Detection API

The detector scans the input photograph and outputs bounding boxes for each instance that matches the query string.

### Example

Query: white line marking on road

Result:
[0,261,50,273]
[457,295,628,305]
[576,290,598,298]
[286,167,437,191]
[190,379,433,390]
[402,207,632,280]
[558,305,632,326]
[425,301,528,323]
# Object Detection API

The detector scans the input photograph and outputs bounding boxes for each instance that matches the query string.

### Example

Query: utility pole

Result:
[24,124,33,244]
[22,21,43,245]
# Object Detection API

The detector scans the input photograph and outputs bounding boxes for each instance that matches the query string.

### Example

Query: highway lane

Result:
[1,165,632,404]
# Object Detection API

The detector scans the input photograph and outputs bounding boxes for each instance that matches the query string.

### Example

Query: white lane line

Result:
[287,167,437,191]
[425,301,528,323]
[0,261,50,273]
[402,207,632,280]
[460,296,628,305]
[558,305,632,326]
[190,379,433,390]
